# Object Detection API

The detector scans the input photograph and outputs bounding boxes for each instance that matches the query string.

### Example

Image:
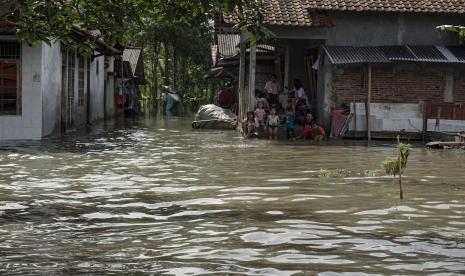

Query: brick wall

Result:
[333,66,445,106]
[454,77,465,103]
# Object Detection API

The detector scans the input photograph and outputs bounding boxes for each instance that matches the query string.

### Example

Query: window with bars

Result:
[78,55,85,107]
[0,42,20,115]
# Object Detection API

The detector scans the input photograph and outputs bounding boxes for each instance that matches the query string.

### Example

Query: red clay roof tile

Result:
[223,0,334,27]
[306,0,465,14]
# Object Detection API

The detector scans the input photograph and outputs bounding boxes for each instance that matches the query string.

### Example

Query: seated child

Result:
[301,113,315,140]
[311,122,325,142]
[267,107,279,140]
[242,111,259,138]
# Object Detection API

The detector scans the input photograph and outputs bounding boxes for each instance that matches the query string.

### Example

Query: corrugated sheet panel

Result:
[407,45,448,62]
[379,46,416,61]
[446,46,465,61]
[218,34,239,58]
[324,45,465,64]
[323,46,389,64]
[123,48,142,76]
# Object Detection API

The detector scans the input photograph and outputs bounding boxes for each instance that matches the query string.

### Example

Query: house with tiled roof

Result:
[213,0,465,139]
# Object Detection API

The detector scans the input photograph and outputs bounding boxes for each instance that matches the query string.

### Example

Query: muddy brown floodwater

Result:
[0,116,465,275]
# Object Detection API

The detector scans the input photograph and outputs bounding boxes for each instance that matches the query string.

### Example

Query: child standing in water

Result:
[267,107,279,140]
[254,101,266,131]
[286,103,296,141]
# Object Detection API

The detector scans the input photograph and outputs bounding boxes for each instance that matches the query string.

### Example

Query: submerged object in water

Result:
[426,141,465,149]
[192,104,237,130]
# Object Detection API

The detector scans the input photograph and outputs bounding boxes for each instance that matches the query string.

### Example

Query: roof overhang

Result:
[324,45,465,65]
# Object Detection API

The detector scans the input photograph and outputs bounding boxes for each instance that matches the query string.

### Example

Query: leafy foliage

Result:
[382,143,411,176]
[2,0,266,49]
[437,25,465,42]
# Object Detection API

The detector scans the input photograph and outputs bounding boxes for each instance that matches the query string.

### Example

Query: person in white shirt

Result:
[293,79,308,104]
[264,75,281,106]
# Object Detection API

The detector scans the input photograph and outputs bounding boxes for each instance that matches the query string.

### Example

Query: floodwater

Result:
[0,116,465,275]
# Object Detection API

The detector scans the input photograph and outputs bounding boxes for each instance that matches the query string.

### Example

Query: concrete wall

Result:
[326,12,462,46]
[0,43,42,140]
[89,54,105,121]
[41,42,61,136]
[104,56,115,118]
[350,102,465,132]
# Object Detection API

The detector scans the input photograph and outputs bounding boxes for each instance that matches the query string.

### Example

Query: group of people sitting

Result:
[242,76,325,141]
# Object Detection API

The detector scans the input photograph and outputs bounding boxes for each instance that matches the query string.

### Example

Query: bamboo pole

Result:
[284,43,290,100]
[397,135,404,200]
[367,63,372,142]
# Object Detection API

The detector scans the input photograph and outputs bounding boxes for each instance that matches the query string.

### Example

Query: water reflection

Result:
[1,116,465,275]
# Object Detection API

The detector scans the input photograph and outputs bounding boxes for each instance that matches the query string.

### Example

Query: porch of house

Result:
[236,35,327,119]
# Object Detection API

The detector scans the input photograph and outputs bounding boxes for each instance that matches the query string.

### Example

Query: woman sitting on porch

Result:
[293,79,308,104]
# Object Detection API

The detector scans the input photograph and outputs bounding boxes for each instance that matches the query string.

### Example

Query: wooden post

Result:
[367,63,372,142]
[421,101,427,141]
[238,34,247,124]
[284,43,290,103]
[397,135,404,200]
[353,96,357,139]
[248,43,257,112]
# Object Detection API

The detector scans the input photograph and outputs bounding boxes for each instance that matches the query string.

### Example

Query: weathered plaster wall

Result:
[41,42,61,137]
[326,12,462,46]
[0,44,42,140]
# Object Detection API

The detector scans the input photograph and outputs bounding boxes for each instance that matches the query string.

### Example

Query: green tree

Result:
[1,0,267,50]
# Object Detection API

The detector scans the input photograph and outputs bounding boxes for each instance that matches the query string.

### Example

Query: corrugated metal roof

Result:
[218,34,239,58]
[122,47,145,82]
[446,46,465,61]
[407,45,448,63]
[379,46,416,61]
[324,46,389,64]
[123,48,141,76]
[324,45,465,64]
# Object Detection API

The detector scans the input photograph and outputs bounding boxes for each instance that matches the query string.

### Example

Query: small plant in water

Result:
[382,135,411,199]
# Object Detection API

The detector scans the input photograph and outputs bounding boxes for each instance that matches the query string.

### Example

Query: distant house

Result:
[214,0,465,138]
[0,22,120,140]
[114,46,146,116]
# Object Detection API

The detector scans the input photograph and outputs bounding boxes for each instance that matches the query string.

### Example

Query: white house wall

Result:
[41,41,62,137]
[0,43,42,140]
[89,54,105,121]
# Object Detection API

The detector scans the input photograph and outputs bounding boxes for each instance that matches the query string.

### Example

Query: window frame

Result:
[0,41,21,116]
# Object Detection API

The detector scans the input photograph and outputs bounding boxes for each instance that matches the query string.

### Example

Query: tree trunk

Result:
[173,47,178,91]
[152,41,159,100]
[164,42,170,86]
